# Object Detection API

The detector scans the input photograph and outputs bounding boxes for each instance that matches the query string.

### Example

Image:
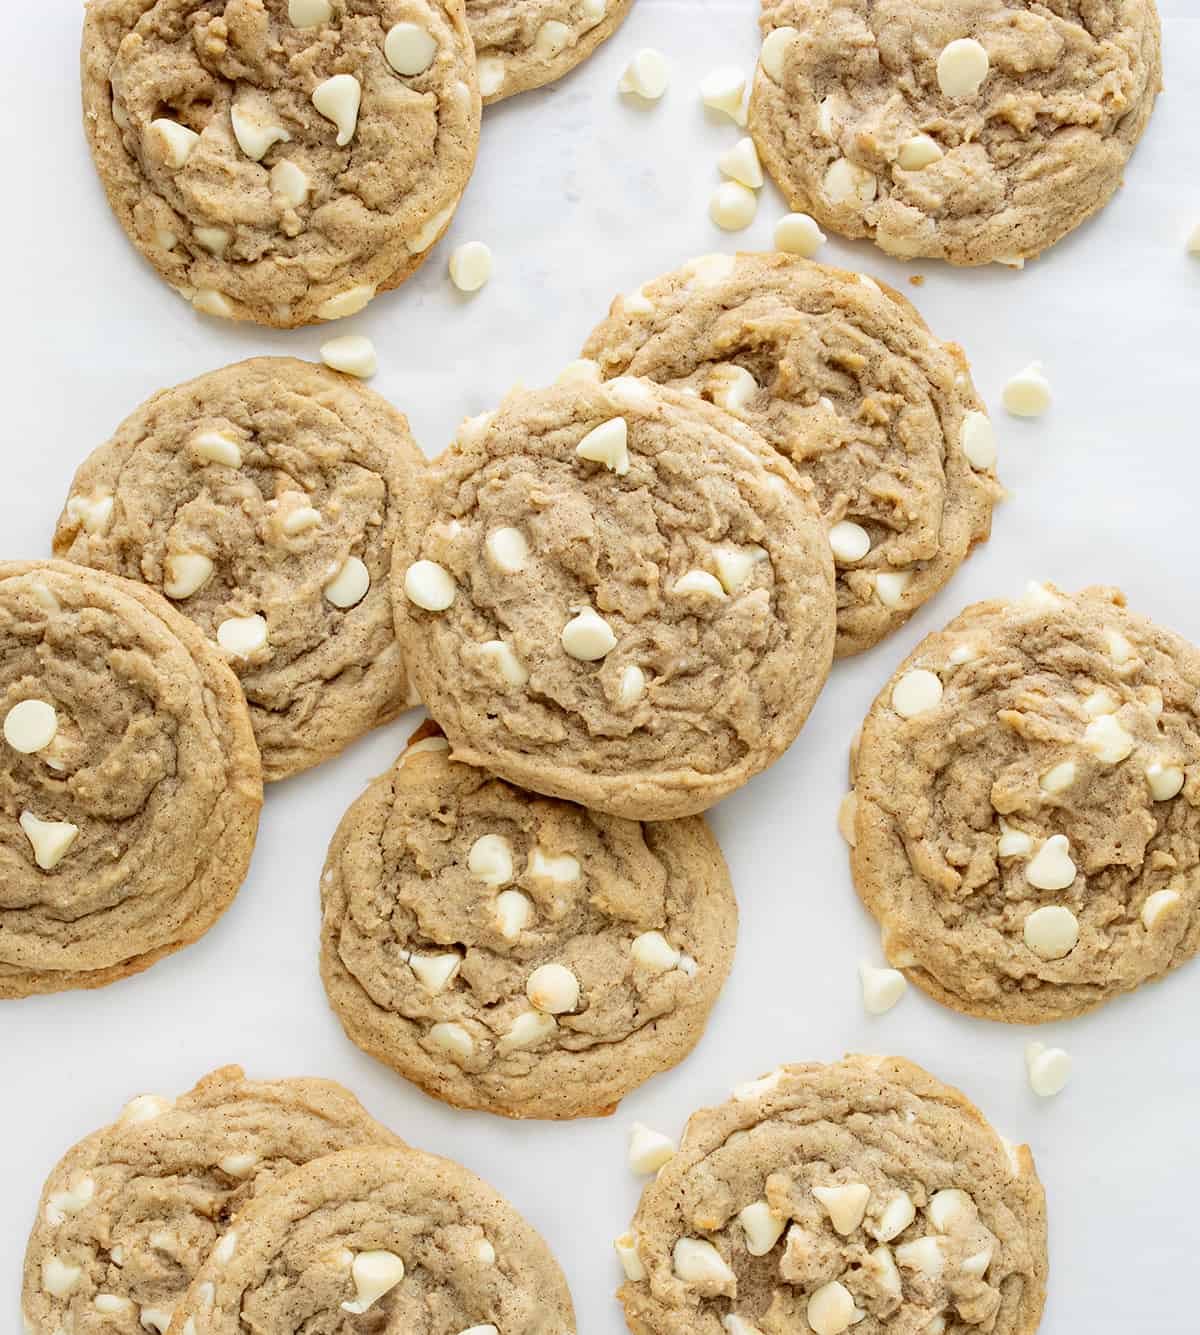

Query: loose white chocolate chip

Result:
[897,134,944,170]
[710,365,758,416]
[270,159,310,207]
[891,669,943,718]
[700,66,747,124]
[5,700,58,754]
[1188,224,1200,256]
[561,607,617,660]
[42,1257,83,1299]
[428,1021,475,1060]
[67,491,115,534]
[709,181,758,231]
[340,1251,405,1315]
[477,57,506,97]
[807,1280,862,1335]
[672,1238,735,1287]
[927,1188,974,1233]
[289,0,332,24]
[615,1233,646,1282]
[479,640,529,687]
[718,137,763,189]
[498,1010,557,1052]
[217,615,268,658]
[20,812,79,871]
[870,1191,915,1242]
[1023,902,1079,957]
[813,1182,870,1234]
[619,49,670,99]
[829,520,870,563]
[150,118,200,168]
[449,242,494,293]
[45,1177,96,1225]
[120,1093,174,1125]
[859,962,907,1015]
[317,285,376,321]
[1040,761,1077,794]
[1026,1041,1072,1097]
[1142,888,1181,928]
[528,847,581,883]
[576,417,630,474]
[194,226,231,256]
[468,834,514,887]
[495,889,533,939]
[631,931,681,973]
[230,101,290,162]
[960,411,997,469]
[897,1236,946,1278]
[937,38,990,98]
[1083,714,1134,765]
[219,1153,258,1178]
[407,952,462,994]
[192,289,235,319]
[526,962,579,1014]
[629,1123,677,1175]
[713,544,766,594]
[837,792,857,847]
[823,158,877,207]
[312,74,361,146]
[874,570,911,607]
[998,819,1034,858]
[674,569,727,599]
[486,527,529,574]
[404,560,456,611]
[322,557,370,610]
[385,22,438,76]
[618,664,647,708]
[759,26,798,82]
[535,19,571,56]
[1002,362,1052,418]
[739,1200,786,1255]
[164,553,214,600]
[1145,762,1185,801]
[775,212,826,256]
[321,335,377,379]
[192,430,242,468]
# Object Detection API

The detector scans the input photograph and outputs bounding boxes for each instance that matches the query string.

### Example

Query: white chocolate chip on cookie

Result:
[497,1010,557,1053]
[312,75,362,146]
[629,1123,677,1175]
[407,952,462,994]
[937,38,990,98]
[164,553,214,600]
[289,0,331,25]
[759,27,798,83]
[119,1093,174,1124]
[468,834,514,887]
[66,491,115,534]
[535,20,571,57]
[807,1280,862,1335]
[891,669,942,718]
[20,812,80,870]
[1145,762,1185,800]
[528,847,580,883]
[191,430,242,468]
[576,418,630,474]
[495,889,533,939]
[1023,902,1079,957]
[404,561,456,611]
[838,792,857,846]
[927,1188,974,1232]
[479,640,529,687]
[738,1200,786,1255]
[874,570,911,607]
[712,544,766,594]
[829,521,870,563]
[149,119,200,169]
[42,1258,83,1299]
[813,1182,870,1234]
[526,962,580,1014]
[217,615,268,658]
[869,1191,915,1242]
[1142,888,1181,928]
[270,159,310,207]
[631,931,681,973]
[317,285,377,321]
[960,411,996,469]
[673,1238,735,1287]
[897,134,944,170]
[674,570,727,599]
[618,663,647,708]
[340,1251,405,1315]
[896,1235,946,1278]
[1083,714,1134,765]
[230,98,290,162]
[428,1022,475,1061]
[1040,761,1077,794]
[385,22,438,76]
[615,1233,646,1282]
[323,557,370,609]
[1024,836,1077,893]
[5,700,58,754]
[709,365,758,416]
[823,158,877,207]
[561,607,617,660]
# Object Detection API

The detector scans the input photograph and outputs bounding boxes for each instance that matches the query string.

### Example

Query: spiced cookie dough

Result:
[749,1,1162,266]
[394,378,836,820]
[582,253,1001,656]
[618,1056,1047,1335]
[320,728,737,1119]
[53,358,427,782]
[0,561,261,999]
[82,0,481,327]
[851,584,1200,1023]
[170,1145,576,1333]
[467,0,634,102]
[21,1065,402,1335]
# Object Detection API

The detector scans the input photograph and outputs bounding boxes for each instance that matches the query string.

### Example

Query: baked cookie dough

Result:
[582,253,1002,656]
[467,0,634,102]
[393,376,836,820]
[851,584,1200,1023]
[749,1,1162,266]
[0,561,261,999]
[170,1144,576,1333]
[21,1065,402,1335]
[618,1055,1047,1335]
[53,358,427,782]
[320,726,737,1119]
[82,0,481,327]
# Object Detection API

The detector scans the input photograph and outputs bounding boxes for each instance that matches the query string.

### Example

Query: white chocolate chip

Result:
[1142,888,1181,928]
[218,1153,258,1178]
[120,1094,174,1125]
[479,640,529,687]
[774,212,826,256]
[738,1200,786,1255]
[404,560,456,611]
[498,1010,557,1052]
[558,359,602,385]
[45,1177,96,1226]
[631,931,681,973]
[759,26,798,82]
[960,411,996,469]
[407,952,461,994]
[829,520,870,563]
[927,1188,974,1233]
[949,643,977,665]
[486,527,529,574]
[859,962,907,1015]
[672,1238,735,1287]
[718,137,763,189]
[5,700,58,754]
[535,19,571,57]
[1025,837,1077,897]
[562,607,617,660]
[629,1123,677,1175]
[495,889,533,939]
[615,1233,646,1282]
[401,737,450,767]
[312,74,361,146]
[838,792,857,847]
[1083,688,1117,717]
[807,1280,862,1335]
[892,669,942,718]
[323,556,370,609]
[897,134,944,170]
[1023,902,1079,957]
[937,38,990,98]
[164,553,214,600]
[618,664,647,708]
[477,57,506,98]
[340,1251,405,1315]
[150,118,200,169]
[428,1021,475,1060]
[576,417,630,474]
[289,0,331,24]
[1003,362,1052,418]
[962,1249,993,1277]
[526,962,579,1014]
[897,1236,946,1278]
[1026,1042,1071,1097]
[674,569,727,599]
[1040,761,1077,793]
[157,228,178,251]
[280,505,321,537]
[321,335,377,379]
[194,226,230,255]
[733,1068,783,1101]
[1145,761,1185,801]
[709,365,758,417]
[528,847,581,883]
[700,66,747,124]
[1021,581,1061,610]
[874,570,911,607]
[449,242,493,293]
[1083,714,1134,765]
[217,615,268,658]
[1104,627,1136,668]
[712,544,766,594]
[998,819,1034,858]
[317,284,376,320]
[191,429,242,468]
[619,48,670,99]
[710,181,758,231]
[623,286,654,316]
[20,812,79,871]
[67,491,115,534]
[270,159,310,206]
[139,1307,174,1333]
[193,289,235,319]
[230,99,290,162]
[474,1240,496,1265]
[869,1192,916,1243]
[94,1296,131,1313]
[823,158,877,207]
[385,22,438,76]
[813,1182,870,1234]
[468,834,514,887]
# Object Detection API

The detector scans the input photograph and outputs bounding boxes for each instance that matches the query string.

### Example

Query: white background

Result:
[4,2,1200,1331]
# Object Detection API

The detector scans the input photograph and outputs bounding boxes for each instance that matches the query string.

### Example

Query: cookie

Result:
[82,0,481,327]
[749,1,1162,266]
[320,726,738,1119]
[170,1144,576,1334]
[21,1065,402,1335]
[468,0,635,103]
[850,583,1200,1024]
[618,1055,1047,1335]
[53,358,427,782]
[0,561,262,999]
[393,376,837,820]
[581,253,1002,657]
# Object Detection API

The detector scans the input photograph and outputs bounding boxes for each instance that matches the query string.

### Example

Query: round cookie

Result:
[320,727,738,1119]
[749,1,1162,266]
[467,0,635,102]
[850,583,1200,1024]
[82,0,481,327]
[53,358,428,782]
[0,561,262,999]
[170,1145,576,1334]
[618,1055,1047,1335]
[582,253,1002,656]
[21,1065,403,1335]
[393,376,837,820]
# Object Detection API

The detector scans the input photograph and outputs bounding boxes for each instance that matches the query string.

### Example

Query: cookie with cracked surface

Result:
[53,358,427,782]
[320,726,737,1119]
[21,1065,402,1335]
[468,0,634,102]
[82,0,481,327]
[392,376,836,820]
[582,253,1002,657]
[169,1144,576,1334]
[0,561,261,999]
[618,1055,1047,1335]
[851,583,1200,1024]
[749,0,1162,266]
